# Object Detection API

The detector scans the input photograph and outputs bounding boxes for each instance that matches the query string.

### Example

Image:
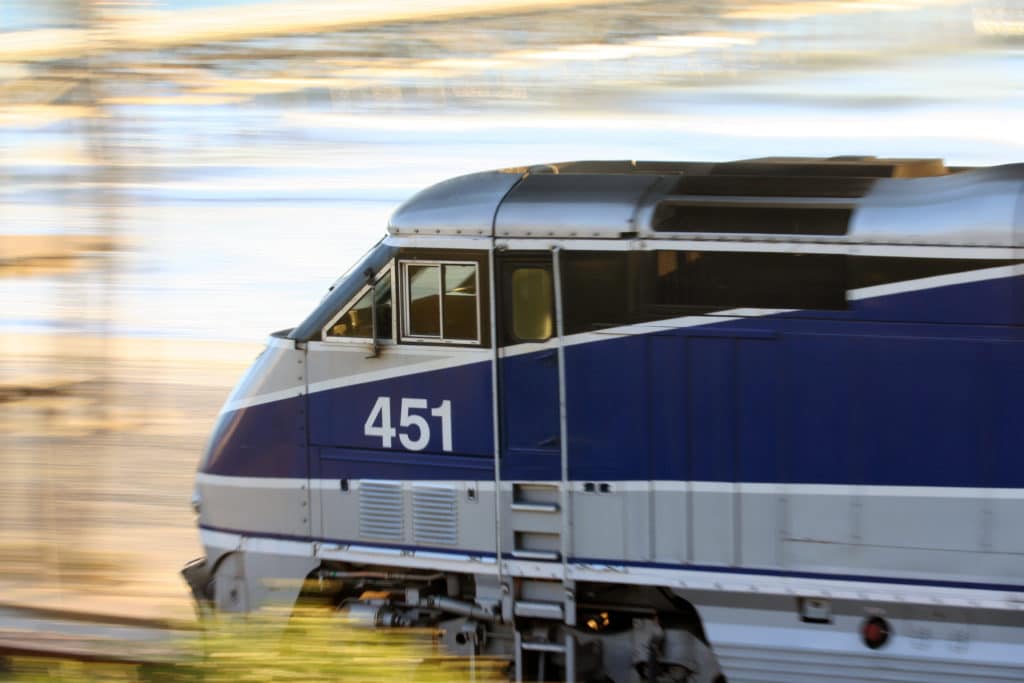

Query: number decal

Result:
[363,396,396,448]
[398,398,430,451]
[364,397,454,452]
[430,400,452,452]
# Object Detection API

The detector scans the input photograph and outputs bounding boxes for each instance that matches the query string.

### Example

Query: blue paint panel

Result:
[566,336,651,481]
[987,341,1024,486]
[736,339,781,483]
[315,447,493,480]
[688,337,735,482]
[308,361,493,457]
[648,335,687,480]
[202,396,307,478]
[500,349,560,480]
[853,336,988,487]
[783,335,863,485]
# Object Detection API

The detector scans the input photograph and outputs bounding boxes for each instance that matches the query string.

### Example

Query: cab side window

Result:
[324,268,393,341]
[402,261,480,344]
[511,267,553,342]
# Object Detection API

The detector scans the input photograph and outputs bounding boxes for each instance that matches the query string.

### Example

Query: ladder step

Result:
[514,601,564,620]
[520,640,566,654]
[512,483,560,508]
[510,502,559,513]
[510,550,560,562]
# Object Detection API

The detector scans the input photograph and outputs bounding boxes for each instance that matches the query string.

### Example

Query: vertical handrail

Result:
[552,246,577,682]
[550,247,572,584]
[488,243,504,590]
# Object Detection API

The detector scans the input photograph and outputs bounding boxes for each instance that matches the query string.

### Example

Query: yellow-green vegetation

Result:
[1,607,510,682]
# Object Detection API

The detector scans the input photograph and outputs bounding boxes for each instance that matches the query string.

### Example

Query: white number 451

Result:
[363,397,453,452]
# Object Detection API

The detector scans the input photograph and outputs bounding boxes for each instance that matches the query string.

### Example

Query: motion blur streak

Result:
[0,0,626,61]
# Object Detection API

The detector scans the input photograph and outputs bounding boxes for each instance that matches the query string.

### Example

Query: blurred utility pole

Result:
[80,0,122,572]
[38,0,124,593]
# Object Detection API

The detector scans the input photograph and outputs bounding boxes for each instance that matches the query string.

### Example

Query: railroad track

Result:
[0,602,510,680]
[0,602,196,666]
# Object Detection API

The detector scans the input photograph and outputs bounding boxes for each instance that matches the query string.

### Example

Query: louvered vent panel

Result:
[412,485,457,546]
[669,174,877,198]
[651,203,852,235]
[359,481,403,541]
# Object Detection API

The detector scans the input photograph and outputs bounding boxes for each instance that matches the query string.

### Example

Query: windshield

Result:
[289,239,397,342]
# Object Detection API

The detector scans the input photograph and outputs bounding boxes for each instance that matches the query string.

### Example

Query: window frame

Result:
[400,259,483,346]
[320,261,396,345]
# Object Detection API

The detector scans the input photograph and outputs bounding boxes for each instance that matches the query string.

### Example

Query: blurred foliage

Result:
[0,607,509,682]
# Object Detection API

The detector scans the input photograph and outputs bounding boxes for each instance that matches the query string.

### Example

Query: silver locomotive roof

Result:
[387,157,1024,247]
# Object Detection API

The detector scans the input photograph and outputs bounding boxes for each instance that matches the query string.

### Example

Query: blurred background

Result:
[1,0,1022,629]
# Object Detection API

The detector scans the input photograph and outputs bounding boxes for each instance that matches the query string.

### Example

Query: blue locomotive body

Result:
[188,158,1024,683]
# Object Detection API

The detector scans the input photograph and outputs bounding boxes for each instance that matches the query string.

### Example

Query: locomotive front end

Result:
[184,332,316,612]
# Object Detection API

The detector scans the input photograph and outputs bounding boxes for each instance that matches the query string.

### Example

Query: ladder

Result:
[505,246,578,682]
[508,482,577,682]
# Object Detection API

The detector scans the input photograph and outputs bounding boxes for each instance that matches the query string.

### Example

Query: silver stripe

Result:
[565,563,1024,611]
[848,263,1023,301]
[383,234,492,250]
[197,529,1024,609]
[486,238,1024,259]
[197,473,309,489]
[198,475,1024,500]
[306,349,491,395]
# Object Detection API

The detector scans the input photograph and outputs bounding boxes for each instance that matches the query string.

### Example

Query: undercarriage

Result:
[183,555,725,683]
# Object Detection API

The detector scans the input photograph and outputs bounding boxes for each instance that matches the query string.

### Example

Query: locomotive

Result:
[185,157,1024,682]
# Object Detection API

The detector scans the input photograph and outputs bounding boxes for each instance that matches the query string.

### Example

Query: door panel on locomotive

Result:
[565,327,781,568]
[498,254,560,481]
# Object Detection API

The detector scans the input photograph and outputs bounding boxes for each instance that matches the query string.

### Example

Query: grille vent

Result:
[359,481,403,541]
[412,485,458,546]
[651,202,852,235]
[650,156,948,236]
[707,157,947,178]
[669,174,875,198]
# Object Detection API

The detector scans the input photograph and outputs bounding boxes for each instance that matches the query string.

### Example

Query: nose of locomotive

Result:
[195,401,240,475]
[195,336,307,478]
[187,335,308,607]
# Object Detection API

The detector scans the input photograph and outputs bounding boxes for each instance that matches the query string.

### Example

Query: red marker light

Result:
[862,616,891,650]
